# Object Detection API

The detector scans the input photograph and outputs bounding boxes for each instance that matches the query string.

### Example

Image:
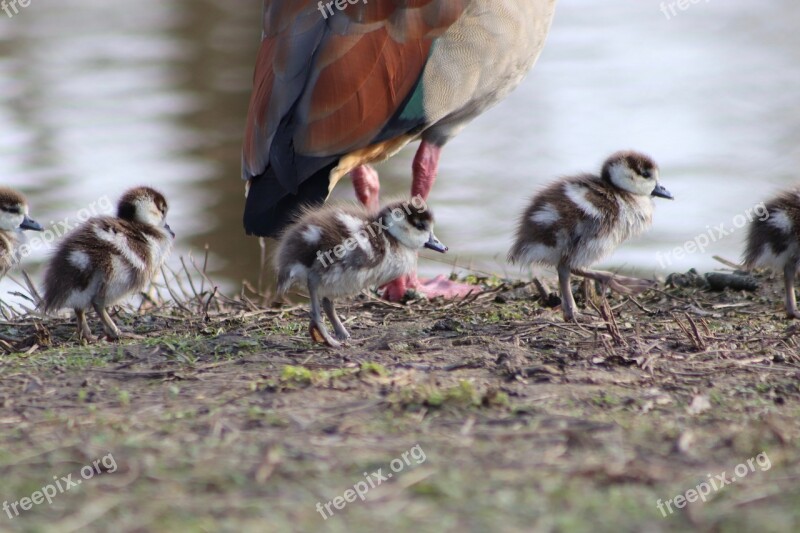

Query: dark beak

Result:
[424,232,448,253]
[165,223,175,238]
[651,183,674,200]
[19,215,44,231]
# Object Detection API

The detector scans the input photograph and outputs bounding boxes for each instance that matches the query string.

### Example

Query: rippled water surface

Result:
[1,0,799,296]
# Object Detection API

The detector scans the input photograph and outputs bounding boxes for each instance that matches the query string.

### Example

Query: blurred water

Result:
[0,0,798,298]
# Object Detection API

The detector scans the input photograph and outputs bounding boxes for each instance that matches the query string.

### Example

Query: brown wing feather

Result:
[296,29,431,154]
[243,37,278,175]
[242,0,469,178]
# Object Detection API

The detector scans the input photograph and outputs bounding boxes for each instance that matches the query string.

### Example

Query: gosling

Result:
[42,187,175,341]
[275,199,447,347]
[0,187,43,278]
[509,151,673,321]
[743,189,800,318]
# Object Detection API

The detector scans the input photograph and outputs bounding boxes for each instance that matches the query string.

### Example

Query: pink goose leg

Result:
[381,141,478,301]
[351,165,380,212]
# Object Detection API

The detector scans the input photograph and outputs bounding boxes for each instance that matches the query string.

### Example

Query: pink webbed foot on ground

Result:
[417,275,479,299]
[381,273,480,302]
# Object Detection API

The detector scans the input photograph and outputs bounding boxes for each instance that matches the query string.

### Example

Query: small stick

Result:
[712,255,743,270]
[589,297,627,347]
[159,266,192,313]
[671,313,703,351]
[0,299,13,321]
[21,270,43,307]
[627,296,654,314]
[190,257,240,306]
[200,245,209,294]
[164,263,193,302]
[180,256,203,308]
[684,312,707,351]
[203,287,218,322]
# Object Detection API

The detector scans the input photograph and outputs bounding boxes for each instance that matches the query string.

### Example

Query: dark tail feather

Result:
[243,163,336,238]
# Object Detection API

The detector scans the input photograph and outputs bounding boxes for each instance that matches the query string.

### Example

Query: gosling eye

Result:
[414,222,426,231]
[641,169,653,179]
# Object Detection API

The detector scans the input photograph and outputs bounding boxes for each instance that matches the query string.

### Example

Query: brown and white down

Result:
[42,187,175,341]
[509,151,674,321]
[0,187,43,278]
[275,200,447,347]
[743,188,800,318]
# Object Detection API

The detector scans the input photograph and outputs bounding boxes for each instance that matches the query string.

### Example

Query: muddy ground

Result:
[0,269,799,533]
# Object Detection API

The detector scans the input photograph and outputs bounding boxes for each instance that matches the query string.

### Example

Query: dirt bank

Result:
[0,270,798,532]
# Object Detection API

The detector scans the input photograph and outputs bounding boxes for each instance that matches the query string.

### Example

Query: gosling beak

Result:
[19,215,44,232]
[164,223,175,238]
[424,232,448,253]
[651,183,674,200]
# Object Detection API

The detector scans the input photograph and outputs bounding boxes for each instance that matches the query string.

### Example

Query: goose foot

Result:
[309,321,342,348]
[381,273,480,302]
[573,268,656,296]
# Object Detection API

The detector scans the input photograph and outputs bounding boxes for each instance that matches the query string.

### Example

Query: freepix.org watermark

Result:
[17,195,113,259]
[656,451,771,517]
[1,0,32,19]
[3,453,118,520]
[316,444,427,520]
[656,202,768,269]
[315,195,428,269]
[317,0,368,20]
[660,0,711,21]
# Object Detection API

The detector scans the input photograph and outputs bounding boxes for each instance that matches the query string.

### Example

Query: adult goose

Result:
[242,0,558,300]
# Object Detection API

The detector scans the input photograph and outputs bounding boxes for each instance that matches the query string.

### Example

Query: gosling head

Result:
[0,187,43,233]
[602,151,673,200]
[382,199,447,253]
[117,186,175,237]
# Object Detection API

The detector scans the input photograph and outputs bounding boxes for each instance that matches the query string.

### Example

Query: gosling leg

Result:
[322,297,350,341]
[93,303,120,340]
[784,262,800,319]
[557,264,578,322]
[307,274,341,348]
[75,309,95,342]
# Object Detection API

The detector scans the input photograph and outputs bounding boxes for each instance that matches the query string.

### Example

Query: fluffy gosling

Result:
[42,187,174,341]
[275,199,447,347]
[509,151,673,321]
[0,187,43,278]
[743,188,800,318]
